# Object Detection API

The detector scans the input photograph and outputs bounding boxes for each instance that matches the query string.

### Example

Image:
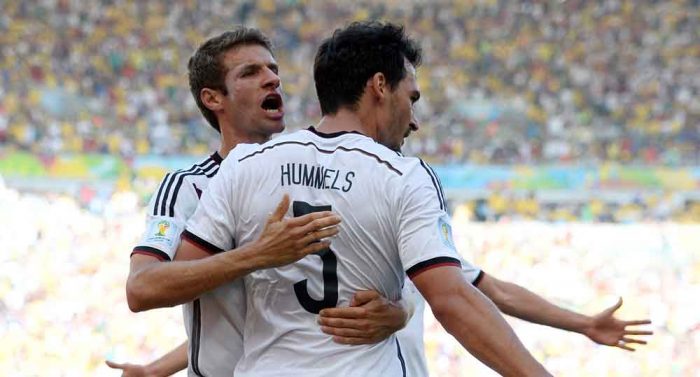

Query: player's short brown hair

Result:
[188,27,274,132]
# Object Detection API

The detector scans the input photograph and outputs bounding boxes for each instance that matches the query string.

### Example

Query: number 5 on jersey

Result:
[292,201,339,314]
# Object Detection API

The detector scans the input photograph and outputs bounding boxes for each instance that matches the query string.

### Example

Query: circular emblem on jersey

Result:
[437,216,456,250]
[143,217,181,249]
[156,220,171,237]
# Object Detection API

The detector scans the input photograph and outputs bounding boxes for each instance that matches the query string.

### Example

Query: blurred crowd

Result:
[458,190,700,223]
[0,185,185,376]
[1,0,698,165]
[0,186,697,376]
[426,218,700,376]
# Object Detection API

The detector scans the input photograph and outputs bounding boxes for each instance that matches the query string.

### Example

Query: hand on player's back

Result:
[318,290,408,345]
[249,194,341,269]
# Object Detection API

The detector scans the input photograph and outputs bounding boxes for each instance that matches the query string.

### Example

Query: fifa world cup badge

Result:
[437,217,456,250]
[144,219,180,248]
[156,220,170,237]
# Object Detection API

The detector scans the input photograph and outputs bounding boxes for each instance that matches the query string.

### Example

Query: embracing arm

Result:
[317,290,412,345]
[477,273,652,350]
[126,240,264,312]
[126,195,340,312]
[414,266,551,377]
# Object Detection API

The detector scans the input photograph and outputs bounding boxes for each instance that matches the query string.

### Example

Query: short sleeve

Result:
[460,257,483,285]
[397,161,463,280]
[132,173,198,261]
[183,157,239,254]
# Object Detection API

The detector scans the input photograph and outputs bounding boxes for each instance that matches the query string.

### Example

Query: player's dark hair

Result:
[313,21,422,115]
[188,27,274,132]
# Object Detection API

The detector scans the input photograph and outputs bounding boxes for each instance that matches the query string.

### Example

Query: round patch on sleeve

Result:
[144,218,182,248]
[437,216,456,250]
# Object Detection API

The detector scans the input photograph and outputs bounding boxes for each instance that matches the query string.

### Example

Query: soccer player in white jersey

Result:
[109,26,652,377]
[109,28,410,377]
[178,22,552,376]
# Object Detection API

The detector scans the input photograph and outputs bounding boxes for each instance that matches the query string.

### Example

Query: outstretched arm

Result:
[127,195,341,312]
[414,266,551,377]
[476,273,653,350]
[105,341,188,377]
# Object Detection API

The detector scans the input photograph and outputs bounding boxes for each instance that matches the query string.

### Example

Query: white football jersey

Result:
[132,152,246,377]
[185,128,467,377]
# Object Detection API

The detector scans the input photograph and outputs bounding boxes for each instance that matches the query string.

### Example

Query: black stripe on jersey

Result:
[396,338,407,377]
[406,256,462,280]
[472,270,486,286]
[152,172,171,216]
[238,141,403,176]
[130,246,171,261]
[154,156,219,217]
[190,299,204,377]
[418,159,446,210]
[182,230,225,255]
[161,159,217,216]
[425,161,447,207]
[210,151,223,164]
[167,163,219,217]
[155,160,211,216]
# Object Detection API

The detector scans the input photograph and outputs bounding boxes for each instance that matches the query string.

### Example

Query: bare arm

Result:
[413,266,551,377]
[477,273,652,350]
[126,195,340,312]
[105,341,187,377]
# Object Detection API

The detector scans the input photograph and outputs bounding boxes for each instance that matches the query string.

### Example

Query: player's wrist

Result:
[391,299,410,329]
[577,315,596,337]
[226,241,265,274]
[142,362,160,377]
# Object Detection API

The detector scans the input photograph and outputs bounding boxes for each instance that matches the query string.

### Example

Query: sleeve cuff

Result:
[131,246,171,261]
[406,256,461,280]
[182,230,225,255]
[472,270,485,286]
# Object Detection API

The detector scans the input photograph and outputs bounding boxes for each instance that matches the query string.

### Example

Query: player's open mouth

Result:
[261,93,283,114]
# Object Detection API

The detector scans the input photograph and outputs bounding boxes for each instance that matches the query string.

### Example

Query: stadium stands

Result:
[1,1,698,375]
[0,0,698,164]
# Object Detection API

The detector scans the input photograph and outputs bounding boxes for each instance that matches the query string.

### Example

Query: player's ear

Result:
[367,72,387,101]
[201,88,224,111]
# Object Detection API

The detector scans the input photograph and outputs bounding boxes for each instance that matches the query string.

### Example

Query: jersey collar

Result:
[306,126,365,139]
[211,151,223,165]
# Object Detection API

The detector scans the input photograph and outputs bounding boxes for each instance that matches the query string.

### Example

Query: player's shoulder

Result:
[224,143,262,164]
[148,152,222,216]
[301,126,421,176]
[365,146,436,182]
[224,132,308,166]
[161,152,222,184]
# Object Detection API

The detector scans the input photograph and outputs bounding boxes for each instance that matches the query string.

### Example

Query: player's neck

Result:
[218,125,271,158]
[316,109,376,139]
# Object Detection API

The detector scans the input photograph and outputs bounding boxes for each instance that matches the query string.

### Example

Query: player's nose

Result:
[409,113,419,132]
[262,67,281,89]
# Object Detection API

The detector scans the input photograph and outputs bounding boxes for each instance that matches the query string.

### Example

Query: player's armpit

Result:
[318,290,408,345]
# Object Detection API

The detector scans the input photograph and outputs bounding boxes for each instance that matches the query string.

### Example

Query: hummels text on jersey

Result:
[280,163,355,192]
